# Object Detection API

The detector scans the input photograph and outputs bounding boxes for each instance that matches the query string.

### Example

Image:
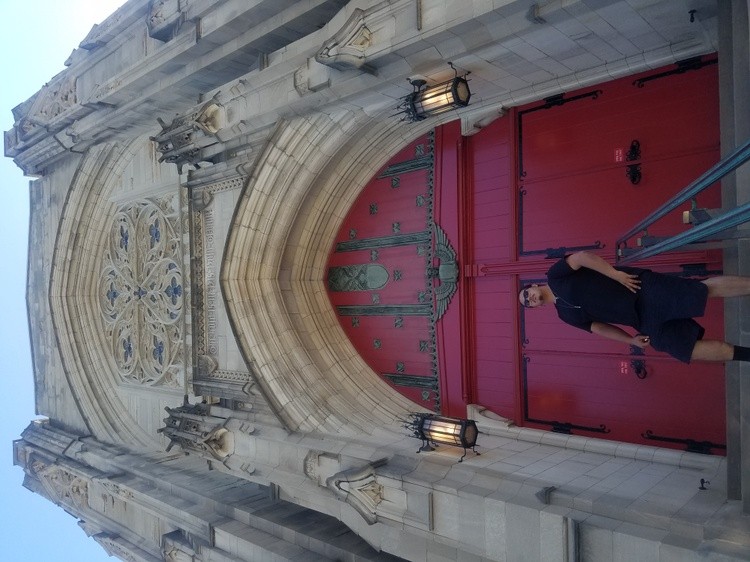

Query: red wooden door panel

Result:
[524,352,726,453]
[327,132,455,412]
[519,57,720,257]
[521,260,726,452]
[520,150,722,254]
[520,64,719,183]
[463,117,519,419]
[514,58,725,452]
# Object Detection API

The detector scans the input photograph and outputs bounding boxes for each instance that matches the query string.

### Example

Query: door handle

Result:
[630,359,648,379]
[625,139,641,185]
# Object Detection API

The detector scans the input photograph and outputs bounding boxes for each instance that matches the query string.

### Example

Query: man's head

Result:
[519,284,547,308]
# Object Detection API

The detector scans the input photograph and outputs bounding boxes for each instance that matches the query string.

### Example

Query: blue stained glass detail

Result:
[107,283,119,306]
[152,336,164,365]
[119,225,129,250]
[134,287,147,299]
[122,337,133,361]
[149,219,161,248]
[165,277,183,305]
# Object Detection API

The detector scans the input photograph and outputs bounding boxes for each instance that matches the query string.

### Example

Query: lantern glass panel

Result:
[419,415,478,448]
[411,77,471,119]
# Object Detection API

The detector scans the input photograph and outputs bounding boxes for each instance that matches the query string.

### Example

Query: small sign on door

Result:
[614,148,625,163]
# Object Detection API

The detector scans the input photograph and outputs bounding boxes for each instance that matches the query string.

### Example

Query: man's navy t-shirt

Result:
[545,258,645,332]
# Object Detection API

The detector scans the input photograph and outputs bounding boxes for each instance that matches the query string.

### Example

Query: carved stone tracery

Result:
[15,74,78,141]
[99,196,184,387]
[28,459,90,511]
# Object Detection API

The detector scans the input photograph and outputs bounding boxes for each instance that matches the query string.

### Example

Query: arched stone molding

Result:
[222,109,441,436]
[49,139,166,449]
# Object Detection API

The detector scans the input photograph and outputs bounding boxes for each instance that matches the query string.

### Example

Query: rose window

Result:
[99,198,184,387]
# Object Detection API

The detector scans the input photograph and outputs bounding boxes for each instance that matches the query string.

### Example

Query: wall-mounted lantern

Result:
[398,63,471,122]
[407,413,480,462]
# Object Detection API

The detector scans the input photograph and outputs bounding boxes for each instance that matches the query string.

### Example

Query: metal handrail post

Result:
[616,137,750,254]
[617,200,750,265]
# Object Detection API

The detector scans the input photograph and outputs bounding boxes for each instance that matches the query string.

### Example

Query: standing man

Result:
[519,251,750,364]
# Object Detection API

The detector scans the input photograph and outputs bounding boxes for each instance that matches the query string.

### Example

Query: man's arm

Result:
[565,251,641,293]
[591,322,650,348]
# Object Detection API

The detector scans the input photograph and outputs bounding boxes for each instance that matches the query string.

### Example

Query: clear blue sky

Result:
[1,1,125,560]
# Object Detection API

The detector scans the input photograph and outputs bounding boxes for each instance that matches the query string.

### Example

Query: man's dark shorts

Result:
[635,271,708,363]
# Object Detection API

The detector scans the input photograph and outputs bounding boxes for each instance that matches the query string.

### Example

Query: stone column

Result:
[718,0,750,507]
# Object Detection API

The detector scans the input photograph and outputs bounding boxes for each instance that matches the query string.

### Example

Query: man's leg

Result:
[702,276,750,298]
[690,340,750,362]
[690,340,734,361]
[692,278,750,361]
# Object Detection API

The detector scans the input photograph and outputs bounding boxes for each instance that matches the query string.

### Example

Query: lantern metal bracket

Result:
[417,440,435,454]
[458,444,480,463]
[416,440,480,462]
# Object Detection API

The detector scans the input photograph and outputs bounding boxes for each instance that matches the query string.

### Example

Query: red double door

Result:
[517,58,725,452]
[326,57,726,453]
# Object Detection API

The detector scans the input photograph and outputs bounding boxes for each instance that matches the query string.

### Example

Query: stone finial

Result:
[158,401,235,461]
[151,99,226,173]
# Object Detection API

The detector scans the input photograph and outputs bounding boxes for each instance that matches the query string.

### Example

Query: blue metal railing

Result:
[616,137,750,265]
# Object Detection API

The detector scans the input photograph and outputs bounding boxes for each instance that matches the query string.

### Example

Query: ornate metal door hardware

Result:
[625,139,641,185]
[641,430,725,454]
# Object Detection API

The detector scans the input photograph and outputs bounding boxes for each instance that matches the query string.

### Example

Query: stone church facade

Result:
[8,1,750,560]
